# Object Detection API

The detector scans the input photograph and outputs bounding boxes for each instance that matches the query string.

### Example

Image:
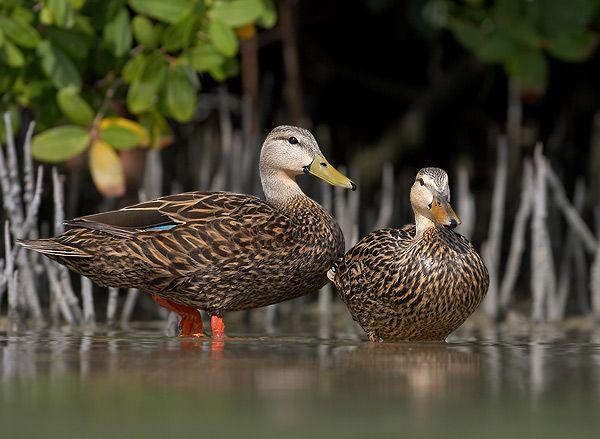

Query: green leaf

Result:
[210,0,265,27]
[46,27,93,60]
[0,28,4,48]
[209,19,238,57]
[185,44,223,72]
[449,18,483,54]
[81,0,123,29]
[132,16,160,49]
[258,0,277,29]
[31,125,90,163]
[505,49,548,89]
[126,53,167,114]
[12,6,36,25]
[122,53,147,83]
[161,13,197,51]
[536,0,597,36]
[477,31,520,63]
[502,17,541,49]
[0,40,25,67]
[103,7,132,57]
[47,0,77,28]
[0,16,41,48]
[164,65,198,122]
[37,40,82,90]
[68,0,87,8]
[57,86,94,126]
[128,0,195,24]
[546,30,597,62]
[99,125,139,150]
[99,117,149,150]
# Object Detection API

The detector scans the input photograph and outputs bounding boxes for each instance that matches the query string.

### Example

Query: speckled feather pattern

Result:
[330,225,488,341]
[35,191,344,314]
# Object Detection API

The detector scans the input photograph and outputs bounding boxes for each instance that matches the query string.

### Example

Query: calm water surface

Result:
[2,324,600,438]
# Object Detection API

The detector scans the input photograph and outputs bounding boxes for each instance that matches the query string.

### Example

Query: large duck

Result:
[20,126,355,338]
[328,167,488,341]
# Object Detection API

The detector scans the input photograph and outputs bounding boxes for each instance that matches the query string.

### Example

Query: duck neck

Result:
[260,167,305,208]
[414,209,437,238]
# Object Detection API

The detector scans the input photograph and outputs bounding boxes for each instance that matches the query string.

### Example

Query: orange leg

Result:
[152,294,205,337]
[211,314,226,339]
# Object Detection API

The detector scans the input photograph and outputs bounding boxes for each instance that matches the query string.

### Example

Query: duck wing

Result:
[66,191,286,238]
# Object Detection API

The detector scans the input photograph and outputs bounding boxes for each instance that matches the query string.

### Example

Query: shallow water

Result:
[2,324,600,438]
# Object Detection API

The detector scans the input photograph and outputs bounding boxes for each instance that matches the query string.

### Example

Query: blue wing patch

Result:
[144,224,179,232]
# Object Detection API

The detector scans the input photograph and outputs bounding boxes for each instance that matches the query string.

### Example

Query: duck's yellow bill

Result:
[304,154,356,190]
[430,194,461,228]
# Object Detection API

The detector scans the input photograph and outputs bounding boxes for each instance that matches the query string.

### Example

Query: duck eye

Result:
[418,178,425,186]
[320,162,327,167]
[288,136,298,145]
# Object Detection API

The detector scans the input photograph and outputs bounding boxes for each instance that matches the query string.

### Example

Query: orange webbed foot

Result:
[152,294,206,337]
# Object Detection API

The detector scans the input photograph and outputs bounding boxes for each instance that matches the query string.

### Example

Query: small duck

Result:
[20,126,356,338]
[328,167,488,341]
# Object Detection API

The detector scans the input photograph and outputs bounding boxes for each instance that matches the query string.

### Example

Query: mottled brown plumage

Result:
[329,168,488,342]
[19,126,355,336]
[23,192,344,313]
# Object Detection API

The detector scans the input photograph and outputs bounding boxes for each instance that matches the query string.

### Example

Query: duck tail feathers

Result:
[16,239,92,258]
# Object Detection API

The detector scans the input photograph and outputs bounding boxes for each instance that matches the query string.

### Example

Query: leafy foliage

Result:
[424,0,599,92]
[0,0,276,196]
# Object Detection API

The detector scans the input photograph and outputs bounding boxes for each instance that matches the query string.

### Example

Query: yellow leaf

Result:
[99,117,150,147]
[89,139,126,197]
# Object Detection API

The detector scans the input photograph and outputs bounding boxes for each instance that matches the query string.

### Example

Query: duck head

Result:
[260,126,356,190]
[410,167,461,233]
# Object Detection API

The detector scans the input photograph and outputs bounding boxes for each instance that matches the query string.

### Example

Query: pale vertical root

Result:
[143,149,163,201]
[22,121,36,207]
[52,168,65,234]
[547,165,597,254]
[0,117,45,322]
[264,304,278,335]
[120,288,139,326]
[482,136,508,319]
[530,144,556,322]
[19,166,44,240]
[42,257,74,325]
[455,162,475,240]
[52,168,82,323]
[81,276,96,327]
[106,287,119,327]
[0,260,5,314]
[4,221,19,330]
[499,159,533,312]
[573,226,589,315]
[551,179,586,320]
[3,113,24,227]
